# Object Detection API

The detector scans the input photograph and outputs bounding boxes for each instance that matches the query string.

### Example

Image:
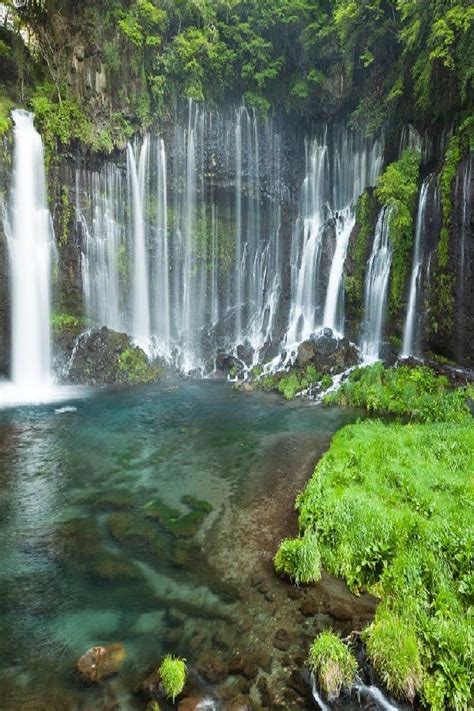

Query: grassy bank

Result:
[276,365,473,709]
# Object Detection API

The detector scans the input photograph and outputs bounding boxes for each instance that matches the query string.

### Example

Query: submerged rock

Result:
[223,695,256,711]
[297,330,360,374]
[76,643,126,683]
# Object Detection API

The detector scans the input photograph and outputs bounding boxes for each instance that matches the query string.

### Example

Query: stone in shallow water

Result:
[196,652,228,683]
[223,695,256,711]
[273,628,291,651]
[178,697,215,711]
[76,643,126,683]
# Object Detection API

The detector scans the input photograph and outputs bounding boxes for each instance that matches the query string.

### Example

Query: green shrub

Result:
[159,655,186,701]
[325,363,471,423]
[363,607,422,701]
[0,94,13,137]
[274,529,321,584]
[309,631,357,700]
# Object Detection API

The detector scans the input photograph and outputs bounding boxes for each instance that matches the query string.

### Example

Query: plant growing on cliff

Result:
[308,631,357,700]
[375,149,421,318]
[117,347,160,384]
[159,655,186,702]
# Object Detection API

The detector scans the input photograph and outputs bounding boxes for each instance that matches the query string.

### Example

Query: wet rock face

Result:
[0,224,10,378]
[76,643,126,683]
[297,329,360,374]
[66,326,159,385]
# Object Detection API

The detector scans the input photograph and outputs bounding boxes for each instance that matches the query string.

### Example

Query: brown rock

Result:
[141,668,161,700]
[273,628,291,651]
[76,643,126,683]
[223,695,255,711]
[196,652,227,683]
[178,697,212,711]
[300,598,319,616]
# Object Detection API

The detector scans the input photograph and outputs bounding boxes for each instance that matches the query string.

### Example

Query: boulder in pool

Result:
[76,643,126,683]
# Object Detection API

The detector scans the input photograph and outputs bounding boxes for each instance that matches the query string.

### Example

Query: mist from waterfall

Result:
[361,207,393,360]
[401,178,430,358]
[3,110,53,394]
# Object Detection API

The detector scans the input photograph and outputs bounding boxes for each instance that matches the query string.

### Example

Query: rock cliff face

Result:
[0,223,9,377]
[0,120,472,380]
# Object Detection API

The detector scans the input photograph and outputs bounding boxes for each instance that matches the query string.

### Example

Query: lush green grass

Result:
[325,363,471,423]
[276,418,473,708]
[158,655,186,702]
[308,631,357,700]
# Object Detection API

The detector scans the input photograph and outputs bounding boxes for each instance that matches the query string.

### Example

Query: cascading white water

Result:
[127,137,151,347]
[151,137,171,355]
[4,110,53,392]
[287,126,384,350]
[322,205,355,334]
[361,207,393,360]
[79,164,124,333]
[401,179,430,358]
[286,138,328,347]
[78,106,384,374]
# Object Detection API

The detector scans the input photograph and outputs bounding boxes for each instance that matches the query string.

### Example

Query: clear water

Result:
[0,381,357,709]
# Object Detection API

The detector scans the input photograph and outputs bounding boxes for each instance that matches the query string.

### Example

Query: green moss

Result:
[59,185,71,247]
[308,631,357,699]
[117,347,161,384]
[144,496,212,538]
[438,136,462,268]
[51,312,86,334]
[375,149,421,319]
[280,416,473,708]
[159,655,186,702]
[345,188,379,318]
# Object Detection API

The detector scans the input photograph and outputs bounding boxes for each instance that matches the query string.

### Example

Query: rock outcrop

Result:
[66,327,160,385]
[297,329,360,374]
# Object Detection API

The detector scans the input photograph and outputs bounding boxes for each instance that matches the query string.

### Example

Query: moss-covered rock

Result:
[67,327,161,385]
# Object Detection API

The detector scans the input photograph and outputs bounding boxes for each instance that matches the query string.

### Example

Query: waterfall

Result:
[455,155,473,361]
[151,137,171,355]
[322,205,354,334]
[401,179,430,357]
[79,164,124,333]
[127,137,151,347]
[286,137,328,347]
[4,110,53,392]
[361,207,393,360]
[287,126,384,349]
[78,106,384,374]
